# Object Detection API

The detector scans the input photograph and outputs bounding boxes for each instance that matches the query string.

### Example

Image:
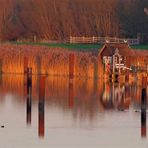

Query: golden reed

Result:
[0,44,98,78]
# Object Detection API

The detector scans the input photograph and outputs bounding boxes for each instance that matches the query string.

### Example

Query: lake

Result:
[0,74,147,148]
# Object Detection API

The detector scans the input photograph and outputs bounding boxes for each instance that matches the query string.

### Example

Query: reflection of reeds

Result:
[0,74,145,107]
[0,75,104,120]
[0,75,24,97]
[0,75,146,121]
[0,44,98,77]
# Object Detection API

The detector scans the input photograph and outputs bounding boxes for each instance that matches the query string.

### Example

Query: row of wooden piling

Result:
[25,67,46,138]
[24,53,75,138]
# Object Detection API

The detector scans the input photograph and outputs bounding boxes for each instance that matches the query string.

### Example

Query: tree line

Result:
[0,0,148,42]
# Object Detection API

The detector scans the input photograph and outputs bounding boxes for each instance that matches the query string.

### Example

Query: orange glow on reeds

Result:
[0,44,99,77]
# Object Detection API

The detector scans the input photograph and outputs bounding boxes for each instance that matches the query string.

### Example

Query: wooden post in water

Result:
[38,76,46,138]
[26,67,32,125]
[69,53,75,108]
[69,53,75,80]
[141,77,147,138]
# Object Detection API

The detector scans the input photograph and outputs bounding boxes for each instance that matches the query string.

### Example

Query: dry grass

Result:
[0,44,99,78]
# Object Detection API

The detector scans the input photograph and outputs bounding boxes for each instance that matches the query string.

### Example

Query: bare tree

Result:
[0,0,146,41]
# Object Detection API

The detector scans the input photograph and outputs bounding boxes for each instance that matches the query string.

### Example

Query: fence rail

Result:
[69,36,140,45]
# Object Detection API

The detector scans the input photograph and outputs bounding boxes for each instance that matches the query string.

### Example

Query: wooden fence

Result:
[69,36,140,45]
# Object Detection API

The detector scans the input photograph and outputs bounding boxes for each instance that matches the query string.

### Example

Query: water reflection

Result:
[0,74,147,140]
[101,82,132,110]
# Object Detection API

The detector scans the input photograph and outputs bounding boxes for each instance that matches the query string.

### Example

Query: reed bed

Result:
[0,44,98,78]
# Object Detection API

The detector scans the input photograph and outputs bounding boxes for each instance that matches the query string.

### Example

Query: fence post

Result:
[93,36,95,43]
[70,36,72,43]
[83,36,85,43]
[137,36,140,45]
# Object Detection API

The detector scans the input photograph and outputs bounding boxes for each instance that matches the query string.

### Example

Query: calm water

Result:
[0,74,148,148]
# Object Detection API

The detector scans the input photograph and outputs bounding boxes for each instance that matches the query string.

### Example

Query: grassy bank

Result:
[11,41,148,50]
[131,44,148,50]
[11,42,102,51]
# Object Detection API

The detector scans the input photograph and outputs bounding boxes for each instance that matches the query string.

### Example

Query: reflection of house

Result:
[98,43,148,77]
[101,83,131,110]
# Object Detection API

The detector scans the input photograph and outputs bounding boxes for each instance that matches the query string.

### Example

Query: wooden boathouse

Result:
[98,43,148,81]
